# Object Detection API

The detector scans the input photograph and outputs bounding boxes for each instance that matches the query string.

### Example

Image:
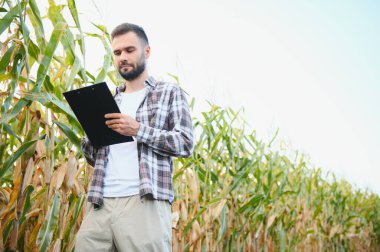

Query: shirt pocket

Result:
[145,93,169,129]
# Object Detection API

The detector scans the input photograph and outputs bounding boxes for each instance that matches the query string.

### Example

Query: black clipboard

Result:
[63,82,134,147]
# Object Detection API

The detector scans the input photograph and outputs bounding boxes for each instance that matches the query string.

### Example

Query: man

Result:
[75,23,194,251]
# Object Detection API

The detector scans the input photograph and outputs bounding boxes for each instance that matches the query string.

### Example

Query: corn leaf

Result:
[0,135,45,179]
[27,0,46,50]
[0,3,25,35]
[36,192,60,252]
[54,120,81,149]
[35,21,67,92]
[0,45,16,74]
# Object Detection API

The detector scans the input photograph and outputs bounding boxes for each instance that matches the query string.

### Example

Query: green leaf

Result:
[9,50,25,95]
[85,32,112,83]
[85,70,95,81]
[95,49,111,83]
[217,206,227,242]
[77,33,86,59]
[183,243,191,252]
[1,98,29,124]
[278,227,286,252]
[37,192,60,252]
[67,0,81,30]
[54,120,81,149]
[67,0,86,68]
[91,23,110,41]
[27,39,40,61]
[48,4,75,65]
[0,45,16,74]
[238,194,264,214]
[35,21,67,92]
[64,195,85,242]
[19,185,34,226]
[66,56,82,89]
[27,0,46,50]
[107,70,118,85]
[2,218,13,245]
[43,75,55,93]
[183,207,207,236]
[0,123,21,142]
[167,73,179,84]
[0,135,45,178]
[21,92,79,125]
[0,143,6,161]
[19,5,30,47]
[0,73,10,81]
[95,67,107,83]
[0,3,24,35]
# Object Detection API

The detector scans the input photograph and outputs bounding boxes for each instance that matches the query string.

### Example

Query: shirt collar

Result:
[116,76,157,94]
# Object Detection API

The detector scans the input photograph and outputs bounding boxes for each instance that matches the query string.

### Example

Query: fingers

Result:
[105,119,121,126]
[104,113,121,119]
[105,113,126,127]
[104,113,137,136]
[106,121,124,132]
[107,123,120,130]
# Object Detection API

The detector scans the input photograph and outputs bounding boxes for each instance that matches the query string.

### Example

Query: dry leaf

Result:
[65,152,77,189]
[55,163,67,189]
[22,158,35,192]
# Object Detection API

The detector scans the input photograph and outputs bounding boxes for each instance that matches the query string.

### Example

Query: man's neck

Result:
[124,71,148,93]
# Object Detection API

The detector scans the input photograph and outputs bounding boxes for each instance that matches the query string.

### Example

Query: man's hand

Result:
[105,113,140,136]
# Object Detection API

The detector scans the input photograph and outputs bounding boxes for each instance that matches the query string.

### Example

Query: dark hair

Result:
[111,23,149,45]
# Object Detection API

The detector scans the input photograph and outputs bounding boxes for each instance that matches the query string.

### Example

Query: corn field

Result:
[0,0,379,251]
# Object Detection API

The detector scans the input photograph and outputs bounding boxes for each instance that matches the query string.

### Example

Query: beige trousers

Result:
[75,195,172,252]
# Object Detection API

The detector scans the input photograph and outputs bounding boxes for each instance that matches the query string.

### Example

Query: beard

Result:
[118,55,146,81]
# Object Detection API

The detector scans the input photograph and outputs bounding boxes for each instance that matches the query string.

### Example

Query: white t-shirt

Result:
[103,88,146,197]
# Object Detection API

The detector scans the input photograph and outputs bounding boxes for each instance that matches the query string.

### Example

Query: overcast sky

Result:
[56,0,380,194]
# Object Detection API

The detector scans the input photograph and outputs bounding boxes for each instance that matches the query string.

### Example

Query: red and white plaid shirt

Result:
[81,76,194,208]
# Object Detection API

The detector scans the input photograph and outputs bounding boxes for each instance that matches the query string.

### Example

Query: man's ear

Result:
[145,46,151,59]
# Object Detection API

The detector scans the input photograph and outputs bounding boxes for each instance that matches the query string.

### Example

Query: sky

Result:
[56,0,379,194]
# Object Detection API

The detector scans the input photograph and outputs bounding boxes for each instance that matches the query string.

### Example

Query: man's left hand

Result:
[105,113,140,136]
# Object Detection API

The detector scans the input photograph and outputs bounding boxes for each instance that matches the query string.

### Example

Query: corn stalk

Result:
[0,0,379,251]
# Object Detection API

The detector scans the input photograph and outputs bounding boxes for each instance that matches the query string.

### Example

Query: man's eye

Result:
[114,51,121,56]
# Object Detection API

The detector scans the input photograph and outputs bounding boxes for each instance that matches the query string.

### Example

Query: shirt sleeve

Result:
[81,135,97,166]
[135,86,194,158]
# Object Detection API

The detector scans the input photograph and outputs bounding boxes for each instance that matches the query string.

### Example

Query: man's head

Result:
[111,23,150,81]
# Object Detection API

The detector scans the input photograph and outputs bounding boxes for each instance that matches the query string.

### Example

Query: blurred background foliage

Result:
[0,0,379,251]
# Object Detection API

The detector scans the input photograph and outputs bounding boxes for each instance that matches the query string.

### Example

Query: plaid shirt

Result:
[81,76,194,208]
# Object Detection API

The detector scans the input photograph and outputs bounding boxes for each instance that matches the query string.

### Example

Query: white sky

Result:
[55,0,379,194]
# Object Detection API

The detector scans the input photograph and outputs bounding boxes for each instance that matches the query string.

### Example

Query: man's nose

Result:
[119,51,129,61]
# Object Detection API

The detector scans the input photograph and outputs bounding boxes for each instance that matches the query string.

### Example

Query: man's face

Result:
[111,32,150,81]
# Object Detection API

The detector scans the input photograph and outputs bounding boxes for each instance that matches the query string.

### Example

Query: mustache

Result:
[119,61,133,67]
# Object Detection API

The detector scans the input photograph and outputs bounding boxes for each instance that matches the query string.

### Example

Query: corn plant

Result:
[172,105,380,251]
[0,0,114,251]
[1,0,380,251]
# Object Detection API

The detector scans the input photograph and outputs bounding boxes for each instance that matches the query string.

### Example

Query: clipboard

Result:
[63,82,134,147]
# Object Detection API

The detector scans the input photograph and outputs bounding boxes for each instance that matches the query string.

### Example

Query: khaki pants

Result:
[75,195,172,252]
